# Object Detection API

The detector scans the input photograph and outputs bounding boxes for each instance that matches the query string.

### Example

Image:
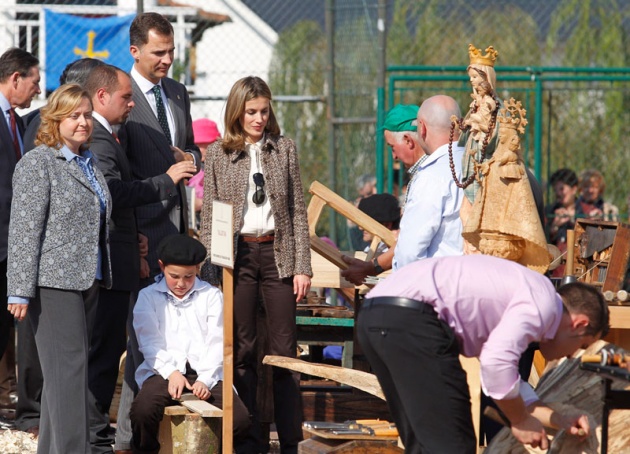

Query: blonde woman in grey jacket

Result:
[200,76,312,454]
[7,84,112,454]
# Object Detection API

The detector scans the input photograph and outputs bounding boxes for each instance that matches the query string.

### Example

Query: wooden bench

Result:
[158,396,223,454]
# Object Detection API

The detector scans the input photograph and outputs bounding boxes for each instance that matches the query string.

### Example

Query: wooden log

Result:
[158,408,221,454]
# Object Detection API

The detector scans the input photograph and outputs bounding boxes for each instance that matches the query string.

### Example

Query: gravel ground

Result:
[0,430,38,454]
[0,424,281,454]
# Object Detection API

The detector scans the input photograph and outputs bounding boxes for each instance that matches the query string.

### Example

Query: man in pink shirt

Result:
[359,254,608,453]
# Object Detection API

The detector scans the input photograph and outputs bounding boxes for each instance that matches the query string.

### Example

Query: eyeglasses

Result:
[253,172,266,205]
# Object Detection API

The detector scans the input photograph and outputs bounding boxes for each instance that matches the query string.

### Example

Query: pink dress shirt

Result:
[367,255,563,404]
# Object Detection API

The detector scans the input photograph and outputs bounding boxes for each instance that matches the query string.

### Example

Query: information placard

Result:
[210,200,234,268]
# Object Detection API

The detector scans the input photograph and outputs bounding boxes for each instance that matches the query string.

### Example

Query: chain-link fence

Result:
[3,0,630,246]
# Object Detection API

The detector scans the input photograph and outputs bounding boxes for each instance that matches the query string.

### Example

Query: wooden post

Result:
[222,268,234,454]
[565,229,575,276]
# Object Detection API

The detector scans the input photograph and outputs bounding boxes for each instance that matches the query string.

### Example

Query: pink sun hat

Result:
[192,118,221,144]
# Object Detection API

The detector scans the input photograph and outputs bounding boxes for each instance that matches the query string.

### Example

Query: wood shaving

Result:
[0,429,38,453]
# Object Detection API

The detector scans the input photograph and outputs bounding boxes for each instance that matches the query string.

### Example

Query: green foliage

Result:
[269,21,332,238]
[268,0,630,241]
[544,0,629,212]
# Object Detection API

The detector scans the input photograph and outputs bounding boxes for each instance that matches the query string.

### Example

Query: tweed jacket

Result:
[200,135,312,285]
[7,144,112,299]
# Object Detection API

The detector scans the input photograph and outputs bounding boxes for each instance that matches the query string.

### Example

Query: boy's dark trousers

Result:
[130,376,252,454]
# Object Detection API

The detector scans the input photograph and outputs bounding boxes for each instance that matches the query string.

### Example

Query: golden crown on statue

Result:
[468,44,499,67]
[499,98,528,134]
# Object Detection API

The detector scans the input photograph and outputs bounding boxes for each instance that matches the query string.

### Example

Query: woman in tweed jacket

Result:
[200,76,312,454]
[7,84,111,453]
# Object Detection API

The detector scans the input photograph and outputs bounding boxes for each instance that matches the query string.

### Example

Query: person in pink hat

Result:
[188,118,221,216]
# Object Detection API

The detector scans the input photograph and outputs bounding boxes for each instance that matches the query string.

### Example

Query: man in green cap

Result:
[342,96,465,283]
[381,103,423,170]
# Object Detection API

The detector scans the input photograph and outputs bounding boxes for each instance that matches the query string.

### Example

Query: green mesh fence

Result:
[4,0,630,245]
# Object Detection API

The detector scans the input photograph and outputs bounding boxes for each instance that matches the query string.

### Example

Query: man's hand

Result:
[192,381,211,400]
[171,146,195,164]
[8,303,28,322]
[511,414,549,450]
[167,370,193,399]
[293,274,311,303]
[340,255,373,286]
[564,414,590,440]
[166,161,196,184]
[549,411,590,440]
[140,257,150,279]
[138,233,149,258]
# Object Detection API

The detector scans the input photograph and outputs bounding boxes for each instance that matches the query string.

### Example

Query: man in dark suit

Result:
[0,48,40,402]
[85,64,196,453]
[125,12,201,278]
[114,14,200,452]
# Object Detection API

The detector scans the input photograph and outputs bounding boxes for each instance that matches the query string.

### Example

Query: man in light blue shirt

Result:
[342,96,465,283]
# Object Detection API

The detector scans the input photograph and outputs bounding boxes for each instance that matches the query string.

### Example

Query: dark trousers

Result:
[130,376,251,454]
[29,282,100,454]
[88,288,131,453]
[357,301,476,454]
[115,290,144,451]
[15,313,42,431]
[0,260,13,362]
[233,241,303,454]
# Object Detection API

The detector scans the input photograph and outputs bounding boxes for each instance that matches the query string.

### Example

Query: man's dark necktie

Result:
[152,85,172,145]
[8,108,21,161]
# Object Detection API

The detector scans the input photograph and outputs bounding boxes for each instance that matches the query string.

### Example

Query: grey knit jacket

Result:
[199,134,312,285]
[7,145,112,298]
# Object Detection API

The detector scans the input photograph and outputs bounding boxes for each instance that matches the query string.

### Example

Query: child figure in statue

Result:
[465,70,497,143]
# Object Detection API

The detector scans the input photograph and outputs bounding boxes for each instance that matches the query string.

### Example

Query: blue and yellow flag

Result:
[44,10,135,91]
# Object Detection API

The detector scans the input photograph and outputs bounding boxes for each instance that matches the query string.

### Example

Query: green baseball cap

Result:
[381,104,419,132]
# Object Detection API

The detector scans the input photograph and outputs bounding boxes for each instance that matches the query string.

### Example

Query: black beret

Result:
[157,234,207,266]
[358,193,401,224]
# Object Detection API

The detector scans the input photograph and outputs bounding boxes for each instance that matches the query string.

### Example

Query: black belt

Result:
[362,296,435,314]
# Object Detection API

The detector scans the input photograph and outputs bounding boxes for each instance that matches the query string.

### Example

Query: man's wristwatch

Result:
[372,257,384,275]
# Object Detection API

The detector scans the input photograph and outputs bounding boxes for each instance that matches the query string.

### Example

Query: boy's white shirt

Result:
[133,275,224,389]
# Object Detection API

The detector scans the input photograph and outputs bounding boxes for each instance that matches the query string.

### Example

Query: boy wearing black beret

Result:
[129,234,251,453]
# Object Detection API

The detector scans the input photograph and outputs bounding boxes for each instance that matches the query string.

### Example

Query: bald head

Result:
[418,95,460,130]
[417,95,461,154]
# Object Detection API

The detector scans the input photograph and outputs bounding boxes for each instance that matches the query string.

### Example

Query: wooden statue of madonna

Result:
[449,44,550,273]
[453,44,501,239]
